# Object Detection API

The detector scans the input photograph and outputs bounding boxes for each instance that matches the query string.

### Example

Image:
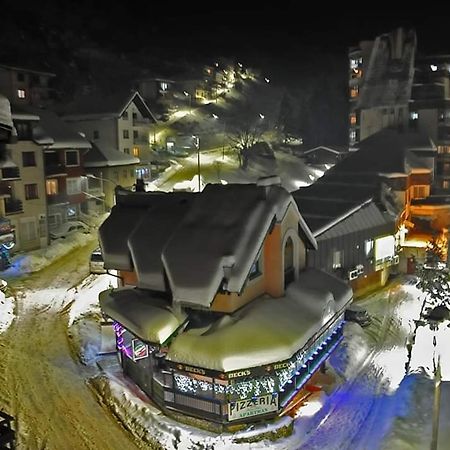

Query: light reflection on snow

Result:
[409,322,450,381]
[295,397,324,418]
[371,347,408,393]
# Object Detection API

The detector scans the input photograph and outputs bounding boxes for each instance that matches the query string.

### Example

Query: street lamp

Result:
[193,135,201,192]
[183,91,192,114]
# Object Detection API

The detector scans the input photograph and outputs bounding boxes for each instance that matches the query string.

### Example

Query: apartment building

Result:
[62,90,157,182]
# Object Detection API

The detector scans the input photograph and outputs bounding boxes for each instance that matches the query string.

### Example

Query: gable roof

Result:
[99,183,316,309]
[84,141,139,167]
[302,145,347,155]
[293,129,431,234]
[62,90,157,122]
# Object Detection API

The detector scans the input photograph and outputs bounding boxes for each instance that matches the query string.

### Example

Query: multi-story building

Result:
[98,179,352,426]
[8,111,48,252]
[348,28,417,149]
[410,55,450,192]
[0,64,55,108]
[62,90,157,182]
[349,28,450,194]
[32,109,92,230]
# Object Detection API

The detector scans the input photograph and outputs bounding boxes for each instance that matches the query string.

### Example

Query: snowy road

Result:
[0,241,142,449]
[297,278,449,450]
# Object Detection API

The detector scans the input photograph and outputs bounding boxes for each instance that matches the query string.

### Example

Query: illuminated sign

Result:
[228,370,251,379]
[132,339,148,361]
[375,235,395,261]
[228,394,278,421]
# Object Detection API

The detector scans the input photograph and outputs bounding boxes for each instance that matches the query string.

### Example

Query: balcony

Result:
[4,198,23,215]
[47,193,69,205]
[133,136,149,145]
[1,167,20,181]
[45,164,67,176]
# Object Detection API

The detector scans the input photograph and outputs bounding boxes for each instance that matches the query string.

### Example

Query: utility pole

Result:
[194,135,201,192]
[431,351,441,450]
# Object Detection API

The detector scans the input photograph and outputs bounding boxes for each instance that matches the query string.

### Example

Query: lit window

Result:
[438,146,450,154]
[350,113,357,125]
[66,177,82,195]
[443,180,450,189]
[350,86,359,98]
[24,184,38,200]
[349,130,357,142]
[46,179,58,195]
[249,253,262,279]
[160,82,168,91]
[332,250,342,269]
[430,64,438,72]
[410,111,419,120]
[133,147,140,157]
[365,239,374,257]
[412,185,428,199]
[17,89,26,99]
[65,150,79,166]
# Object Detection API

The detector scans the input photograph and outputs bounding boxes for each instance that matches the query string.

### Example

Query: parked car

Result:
[50,221,90,240]
[344,307,372,327]
[90,247,106,274]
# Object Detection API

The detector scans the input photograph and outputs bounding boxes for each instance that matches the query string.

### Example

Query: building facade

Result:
[63,91,156,183]
[0,64,55,108]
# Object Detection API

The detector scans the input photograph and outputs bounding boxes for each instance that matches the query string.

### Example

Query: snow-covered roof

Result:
[62,90,157,123]
[0,95,13,131]
[32,109,91,149]
[84,141,139,167]
[100,268,351,372]
[99,287,187,344]
[99,184,317,309]
[165,269,352,372]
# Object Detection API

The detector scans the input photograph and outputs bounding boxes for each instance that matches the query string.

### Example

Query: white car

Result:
[90,247,106,274]
[50,221,90,239]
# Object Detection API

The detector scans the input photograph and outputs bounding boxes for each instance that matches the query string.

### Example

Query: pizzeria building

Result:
[99,178,352,425]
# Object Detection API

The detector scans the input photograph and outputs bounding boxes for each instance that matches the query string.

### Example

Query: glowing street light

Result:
[264,77,270,83]
[259,113,265,120]
[183,91,192,114]
[193,135,201,192]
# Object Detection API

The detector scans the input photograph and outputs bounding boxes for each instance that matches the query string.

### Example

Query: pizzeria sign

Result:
[228,393,278,421]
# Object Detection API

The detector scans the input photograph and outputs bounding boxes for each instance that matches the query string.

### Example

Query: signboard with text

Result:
[132,338,149,361]
[228,393,278,421]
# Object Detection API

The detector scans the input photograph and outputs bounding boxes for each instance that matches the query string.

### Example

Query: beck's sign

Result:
[228,393,278,421]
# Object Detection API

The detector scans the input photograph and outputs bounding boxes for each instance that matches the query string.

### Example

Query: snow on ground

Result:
[0,291,14,334]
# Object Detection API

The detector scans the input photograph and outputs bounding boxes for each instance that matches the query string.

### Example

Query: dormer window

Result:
[249,252,262,280]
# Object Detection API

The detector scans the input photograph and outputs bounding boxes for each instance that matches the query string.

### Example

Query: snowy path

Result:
[0,241,142,449]
[296,281,428,450]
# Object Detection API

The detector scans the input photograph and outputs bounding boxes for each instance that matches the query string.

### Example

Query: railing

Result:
[45,164,67,176]
[47,193,69,205]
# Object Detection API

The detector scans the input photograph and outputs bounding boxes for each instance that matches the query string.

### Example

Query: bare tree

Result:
[227,120,263,169]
